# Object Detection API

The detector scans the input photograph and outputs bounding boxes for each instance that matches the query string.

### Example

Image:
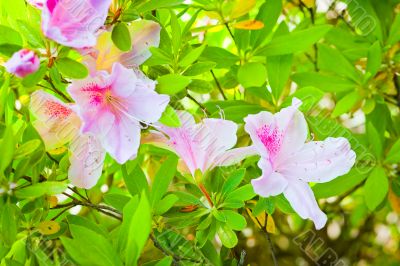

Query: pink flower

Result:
[27,0,45,9]
[244,98,356,229]
[144,112,255,176]
[82,20,161,72]
[67,63,169,164]
[30,90,105,189]
[41,0,112,48]
[4,49,40,78]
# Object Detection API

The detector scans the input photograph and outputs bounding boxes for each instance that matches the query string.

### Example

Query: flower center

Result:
[256,124,282,159]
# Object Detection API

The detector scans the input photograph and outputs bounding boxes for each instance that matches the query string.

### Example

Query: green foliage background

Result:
[0,0,400,265]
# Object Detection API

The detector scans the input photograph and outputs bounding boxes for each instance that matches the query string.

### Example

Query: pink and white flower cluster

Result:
[23,0,356,229]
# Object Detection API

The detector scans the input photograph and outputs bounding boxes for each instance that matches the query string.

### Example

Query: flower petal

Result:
[125,77,169,123]
[274,98,308,162]
[251,159,288,197]
[196,118,238,171]
[4,49,40,78]
[41,0,111,48]
[101,116,141,164]
[283,179,327,230]
[244,111,275,158]
[68,134,105,189]
[120,20,161,67]
[30,90,80,150]
[280,137,356,183]
[217,145,259,167]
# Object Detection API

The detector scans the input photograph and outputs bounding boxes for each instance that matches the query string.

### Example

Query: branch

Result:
[210,70,227,100]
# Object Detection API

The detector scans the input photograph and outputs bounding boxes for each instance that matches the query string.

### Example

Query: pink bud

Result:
[4,49,40,78]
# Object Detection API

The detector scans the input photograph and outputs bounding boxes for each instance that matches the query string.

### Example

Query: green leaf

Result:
[154,194,179,215]
[222,210,246,231]
[225,184,256,202]
[257,25,332,56]
[21,65,47,88]
[367,122,383,159]
[183,62,216,76]
[250,0,282,47]
[63,224,123,266]
[150,155,178,208]
[292,72,355,92]
[0,126,15,176]
[16,20,44,48]
[281,86,323,112]
[187,79,213,94]
[267,54,293,100]
[136,0,184,13]
[155,256,173,266]
[365,41,381,78]
[169,10,181,55]
[313,168,369,199]
[179,45,206,67]
[364,167,388,211]
[126,193,152,266]
[317,43,360,82]
[103,193,130,213]
[15,182,68,198]
[385,139,400,163]
[1,204,17,247]
[0,26,23,55]
[159,106,181,127]
[217,224,238,248]
[331,91,362,118]
[121,164,149,197]
[156,74,191,95]
[14,139,41,160]
[56,58,88,79]
[221,169,245,197]
[201,47,240,68]
[388,13,400,45]
[237,62,267,88]
[112,23,132,52]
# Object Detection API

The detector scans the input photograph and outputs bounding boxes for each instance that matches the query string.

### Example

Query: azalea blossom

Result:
[82,20,161,73]
[244,98,356,229]
[144,111,255,176]
[41,0,112,48]
[4,49,40,78]
[30,90,105,189]
[68,62,169,164]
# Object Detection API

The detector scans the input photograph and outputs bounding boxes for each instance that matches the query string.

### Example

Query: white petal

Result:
[251,159,288,197]
[217,145,259,167]
[283,179,327,230]
[101,116,141,164]
[68,134,105,189]
[280,137,356,183]
[30,90,80,150]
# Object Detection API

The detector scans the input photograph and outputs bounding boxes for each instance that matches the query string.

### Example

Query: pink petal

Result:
[195,118,238,171]
[4,49,40,78]
[244,111,278,159]
[110,63,138,98]
[280,137,356,183]
[30,90,80,150]
[251,159,288,197]
[41,0,111,48]
[283,179,327,230]
[68,134,105,189]
[101,116,141,164]
[274,98,308,162]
